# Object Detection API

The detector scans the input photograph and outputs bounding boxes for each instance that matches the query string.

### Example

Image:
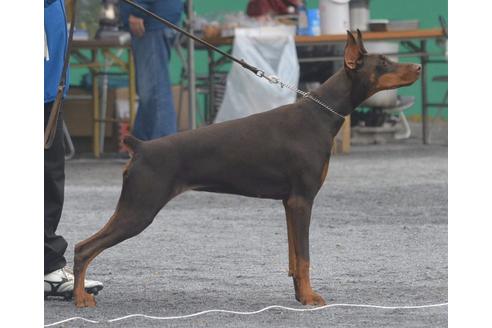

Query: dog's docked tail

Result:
[123,135,142,156]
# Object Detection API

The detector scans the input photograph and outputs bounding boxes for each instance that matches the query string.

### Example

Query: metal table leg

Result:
[92,49,101,158]
[420,40,429,144]
[99,55,110,154]
[128,49,137,130]
[187,0,196,130]
[208,49,215,124]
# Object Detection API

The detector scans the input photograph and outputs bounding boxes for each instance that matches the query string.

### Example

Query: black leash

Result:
[44,0,77,149]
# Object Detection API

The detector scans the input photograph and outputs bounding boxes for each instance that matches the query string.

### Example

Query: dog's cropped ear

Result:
[344,31,362,70]
[356,29,368,54]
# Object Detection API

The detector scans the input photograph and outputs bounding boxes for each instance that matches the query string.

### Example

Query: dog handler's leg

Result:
[286,196,326,306]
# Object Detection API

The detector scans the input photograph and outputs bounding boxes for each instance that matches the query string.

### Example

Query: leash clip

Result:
[265,75,280,84]
[255,70,279,85]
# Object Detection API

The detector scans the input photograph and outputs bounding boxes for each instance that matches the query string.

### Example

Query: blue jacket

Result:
[120,0,184,32]
[44,0,69,103]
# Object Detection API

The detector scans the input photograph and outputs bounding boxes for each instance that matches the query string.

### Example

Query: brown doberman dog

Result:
[73,31,421,308]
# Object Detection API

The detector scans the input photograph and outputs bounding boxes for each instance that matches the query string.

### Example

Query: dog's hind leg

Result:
[73,160,175,308]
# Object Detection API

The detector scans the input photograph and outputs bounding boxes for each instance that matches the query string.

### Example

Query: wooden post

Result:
[341,115,351,153]
[64,0,74,22]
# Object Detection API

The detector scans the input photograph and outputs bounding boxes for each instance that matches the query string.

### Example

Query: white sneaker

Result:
[44,266,103,300]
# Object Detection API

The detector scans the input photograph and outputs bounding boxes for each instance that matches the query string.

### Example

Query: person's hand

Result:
[129,15,145,37]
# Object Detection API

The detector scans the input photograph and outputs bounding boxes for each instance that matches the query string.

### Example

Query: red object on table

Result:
[118,122,131,153]
[246,0,300,17]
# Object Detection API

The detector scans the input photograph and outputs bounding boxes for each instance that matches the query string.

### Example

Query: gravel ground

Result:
[44,142,448,327]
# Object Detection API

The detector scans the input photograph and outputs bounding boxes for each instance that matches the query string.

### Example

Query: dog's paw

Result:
[74,292,97,308]
[297,291,326,306]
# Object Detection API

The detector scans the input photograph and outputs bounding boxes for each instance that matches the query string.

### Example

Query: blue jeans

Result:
[131,29,177,140]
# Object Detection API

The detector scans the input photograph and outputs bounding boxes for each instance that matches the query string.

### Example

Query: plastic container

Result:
[297,4,309,35]
[319,0,350,35]
[350,0,369,31]
[307,8,321,36]
[362,42,400,108]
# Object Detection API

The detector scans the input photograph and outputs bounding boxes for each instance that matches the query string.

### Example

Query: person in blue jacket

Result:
[44,0,103,299]
[120,0,184,140]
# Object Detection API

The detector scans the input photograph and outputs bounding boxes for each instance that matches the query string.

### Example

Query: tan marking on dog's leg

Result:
[320,160,330,185]
[74,251,100,308]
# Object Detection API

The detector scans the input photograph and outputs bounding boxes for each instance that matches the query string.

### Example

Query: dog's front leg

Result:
[282,199,297,279]
[285,196,326,306]
[282,199,300,299]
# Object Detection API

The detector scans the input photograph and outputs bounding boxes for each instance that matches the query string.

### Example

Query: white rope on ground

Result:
[44,302,448,327]
[45,316,100,326]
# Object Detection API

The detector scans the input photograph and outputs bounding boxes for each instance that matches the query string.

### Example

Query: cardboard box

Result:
[173,85,190,131]
[64,85,189,140]
[63,87,115,137]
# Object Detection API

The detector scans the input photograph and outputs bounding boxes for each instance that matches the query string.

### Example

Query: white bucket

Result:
[350,0,370,31]
[319,0,350,35]
[362,42,400,108]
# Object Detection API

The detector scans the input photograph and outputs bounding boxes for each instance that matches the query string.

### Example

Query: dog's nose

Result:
[414,64,422,72]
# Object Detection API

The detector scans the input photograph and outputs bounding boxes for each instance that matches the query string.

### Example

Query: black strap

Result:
[44,0,77,150]
[121,0,263,76]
